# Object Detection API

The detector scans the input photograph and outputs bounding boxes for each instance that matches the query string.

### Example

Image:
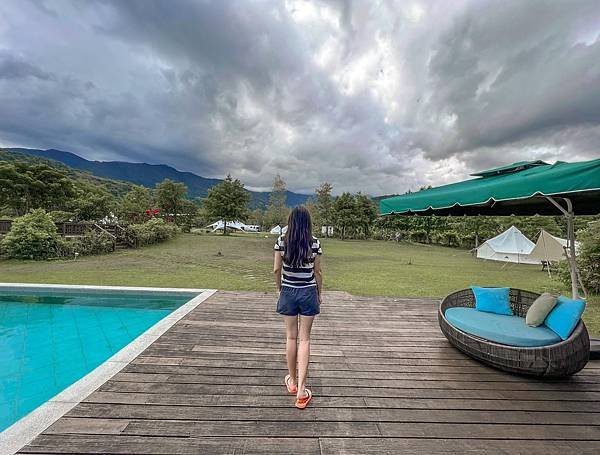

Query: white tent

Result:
[476,226,540,264]
[270,225,288,235]
[529,229,578,262]
[206,220,247,232]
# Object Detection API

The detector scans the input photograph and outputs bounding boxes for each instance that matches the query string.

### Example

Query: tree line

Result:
[2,159,598,246]
[0,160,200,229]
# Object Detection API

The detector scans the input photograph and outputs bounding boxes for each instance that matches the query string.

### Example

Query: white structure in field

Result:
[270,225,288,235]
[476,226,540,264]
[206,220,259,232]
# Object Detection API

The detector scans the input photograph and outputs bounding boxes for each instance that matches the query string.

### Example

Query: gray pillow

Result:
[526,293,558,327]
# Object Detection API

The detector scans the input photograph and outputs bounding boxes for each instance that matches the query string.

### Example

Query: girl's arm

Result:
[273,251,283,292]
[314,255,323,304]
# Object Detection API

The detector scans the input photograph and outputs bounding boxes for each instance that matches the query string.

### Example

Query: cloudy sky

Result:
[1,0,599,195]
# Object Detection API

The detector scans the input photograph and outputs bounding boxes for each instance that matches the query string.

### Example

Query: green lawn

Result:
[1,232,598,335]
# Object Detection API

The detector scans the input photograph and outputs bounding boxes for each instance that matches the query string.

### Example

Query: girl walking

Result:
[273,206,323,409]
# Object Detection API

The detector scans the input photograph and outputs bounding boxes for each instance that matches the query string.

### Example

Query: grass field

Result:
[1,232,598,335]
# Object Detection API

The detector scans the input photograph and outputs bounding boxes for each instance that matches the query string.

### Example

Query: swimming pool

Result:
[0,287,199,432]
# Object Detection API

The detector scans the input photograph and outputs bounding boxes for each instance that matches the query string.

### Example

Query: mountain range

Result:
[4,147,311,209]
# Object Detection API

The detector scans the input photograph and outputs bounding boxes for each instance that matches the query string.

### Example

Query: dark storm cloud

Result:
[0,53,53,81]
[423,0,600,162]
[0,0,599,195]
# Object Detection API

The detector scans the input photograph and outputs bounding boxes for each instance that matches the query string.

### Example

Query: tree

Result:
[202,174,250,235]
[155,179,188,223]
[411,215,449,244]
[117,186,154,223]
[304,200,319,231]
[176,199,199,232]
[332,192,356,240]
[0,162,76,215]
[459,216,500,247]
[559,221,600,294]
[264,175,289,228]
[247,207,266,228]
[0,209,64,259]
[70,182,115,222]
[354,193,378,238]
[315,182,334,234]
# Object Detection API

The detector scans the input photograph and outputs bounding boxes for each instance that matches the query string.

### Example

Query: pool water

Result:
[0,291,193,431]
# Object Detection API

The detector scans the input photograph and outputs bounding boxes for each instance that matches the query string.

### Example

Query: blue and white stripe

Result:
[274,236,322,288]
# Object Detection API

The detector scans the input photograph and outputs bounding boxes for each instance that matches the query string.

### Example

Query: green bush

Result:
[72,229,115,256]
[410,229,428,243]
[126,218,179,247]
[558,222,600,295]
[435,231,460,247]
[0,209,63,259]
[56,238,76,258]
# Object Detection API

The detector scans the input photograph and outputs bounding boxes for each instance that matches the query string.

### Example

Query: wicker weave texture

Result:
[439,288,590,377]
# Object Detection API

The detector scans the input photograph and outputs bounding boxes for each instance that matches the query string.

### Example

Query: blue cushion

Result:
[544,295,586,341]
[445,307,561,347]
[471,286,513,315]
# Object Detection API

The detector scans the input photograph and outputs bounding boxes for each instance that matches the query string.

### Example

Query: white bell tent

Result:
[476,226,540,264]
[529,229,578,263]
[269,225,288,235]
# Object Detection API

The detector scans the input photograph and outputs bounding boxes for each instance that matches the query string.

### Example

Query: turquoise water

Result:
[0,291,193,431]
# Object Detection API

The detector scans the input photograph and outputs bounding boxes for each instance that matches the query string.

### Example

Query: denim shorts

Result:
[277,285,320,316]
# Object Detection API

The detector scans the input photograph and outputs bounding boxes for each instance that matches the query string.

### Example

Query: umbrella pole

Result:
[545,196,582,299]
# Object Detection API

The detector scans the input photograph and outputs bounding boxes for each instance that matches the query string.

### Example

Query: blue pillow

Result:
[544,295,586,340]
[471,287,512,315]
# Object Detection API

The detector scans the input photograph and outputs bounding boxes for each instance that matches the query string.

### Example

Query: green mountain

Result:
[5,147,311,208]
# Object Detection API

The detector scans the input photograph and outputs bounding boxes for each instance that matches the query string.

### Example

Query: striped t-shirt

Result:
[274,235,323,288]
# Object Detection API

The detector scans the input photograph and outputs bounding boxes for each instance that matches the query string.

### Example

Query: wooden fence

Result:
[0,220,11,235]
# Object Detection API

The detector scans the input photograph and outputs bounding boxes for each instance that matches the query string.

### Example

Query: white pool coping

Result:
[0,284,217,455]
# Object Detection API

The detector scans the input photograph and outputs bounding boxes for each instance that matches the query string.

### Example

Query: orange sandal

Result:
[284,374,297,394]
[295,388,312,409]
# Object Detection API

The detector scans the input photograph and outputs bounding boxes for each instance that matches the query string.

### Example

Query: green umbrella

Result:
[380,159,600,299]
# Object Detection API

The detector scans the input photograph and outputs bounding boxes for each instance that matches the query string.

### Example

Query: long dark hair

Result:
[283,206,313,267]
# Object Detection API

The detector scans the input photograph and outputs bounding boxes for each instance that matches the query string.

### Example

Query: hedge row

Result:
[126,218,180,247]
[0,210,179,260]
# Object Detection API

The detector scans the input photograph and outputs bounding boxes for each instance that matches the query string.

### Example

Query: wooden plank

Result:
[135,352,497,367]
[378,422,600,440]
[119,365,600,384]
[84,391,367,408]
[319,438,600,455]
[98,379,600,401]
[20,435,320,454]
[84,391,600,412]
[46,418,129,435]
[65,403,600,425]
[141,347,475,361]
[121,419,381,437]
[122,361,600,382]
[108,372,600,392]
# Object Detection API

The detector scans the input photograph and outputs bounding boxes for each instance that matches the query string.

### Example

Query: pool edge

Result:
[0,285,218,455]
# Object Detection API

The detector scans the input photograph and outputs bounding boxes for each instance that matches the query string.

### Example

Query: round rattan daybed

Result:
[439,288,590,377]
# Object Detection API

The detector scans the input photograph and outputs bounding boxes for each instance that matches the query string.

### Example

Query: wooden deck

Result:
[19,290,600,454]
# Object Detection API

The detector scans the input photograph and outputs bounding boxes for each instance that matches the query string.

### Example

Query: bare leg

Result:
[284,315,298,386]
[296,315,315,397]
